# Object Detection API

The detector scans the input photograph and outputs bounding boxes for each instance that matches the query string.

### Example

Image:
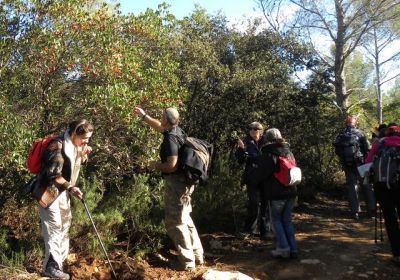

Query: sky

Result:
[116,1,399,92]
[118,0,260,23]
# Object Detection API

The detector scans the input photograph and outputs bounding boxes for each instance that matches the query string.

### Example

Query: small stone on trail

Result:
[300,259,321,265]
[209,240,231,250]
[202,268,253,280]
[339,255,353,262]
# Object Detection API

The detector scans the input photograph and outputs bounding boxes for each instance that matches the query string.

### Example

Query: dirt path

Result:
[200,193,399,280]
[2,192,399,280]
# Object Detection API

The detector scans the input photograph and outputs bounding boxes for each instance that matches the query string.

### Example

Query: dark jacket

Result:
[341,125,370,159]
[39,135,72,185]
[259,142,298,200]
[33,132,76,208]
[235,135,265,185]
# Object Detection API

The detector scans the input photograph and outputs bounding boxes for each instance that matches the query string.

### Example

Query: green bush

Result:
[70,173,166,258]
[193,153,246,233]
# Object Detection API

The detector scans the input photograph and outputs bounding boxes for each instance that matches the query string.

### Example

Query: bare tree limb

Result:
[380,72,400,86]
[379,51,400,67]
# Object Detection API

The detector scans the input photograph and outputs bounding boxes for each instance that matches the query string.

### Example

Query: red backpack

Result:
[27,136,58,173]
[273,155,302,186]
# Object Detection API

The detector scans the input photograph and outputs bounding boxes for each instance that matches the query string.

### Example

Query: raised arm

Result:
[134,106,164,133]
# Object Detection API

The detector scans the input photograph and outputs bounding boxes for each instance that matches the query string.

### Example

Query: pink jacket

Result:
[365,136,400,163]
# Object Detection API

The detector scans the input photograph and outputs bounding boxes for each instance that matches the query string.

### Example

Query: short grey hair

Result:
[265,128,282,142]
[164,108,179,126]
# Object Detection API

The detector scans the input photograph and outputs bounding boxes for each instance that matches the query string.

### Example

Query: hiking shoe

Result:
[43,266,70,279]
[184,266,196,272]
[195,257,204,266]
[271,248,290,259]
[168,259,196,272]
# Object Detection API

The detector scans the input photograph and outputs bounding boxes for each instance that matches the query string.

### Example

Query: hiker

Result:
[134,106,204,271]
[259,128,298,259]
[36,120,93,279]
[235,122,272,240]
[334,116,375,220]
[370,124,388,144]
[365,124,400,266]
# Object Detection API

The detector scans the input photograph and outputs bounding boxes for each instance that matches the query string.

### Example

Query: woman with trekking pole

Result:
[33,120,93,279]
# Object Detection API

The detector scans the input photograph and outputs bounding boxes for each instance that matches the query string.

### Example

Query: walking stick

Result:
[374,205,378,243]
[81,198,117,279]
[379,204,384,242]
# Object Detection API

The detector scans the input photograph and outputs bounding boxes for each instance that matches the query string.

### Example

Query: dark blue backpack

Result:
[372,140,400,189]
[334,131,362,165]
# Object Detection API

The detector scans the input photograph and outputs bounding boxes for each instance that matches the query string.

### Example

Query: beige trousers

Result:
[164,174,203,268]
[39,191,72,270]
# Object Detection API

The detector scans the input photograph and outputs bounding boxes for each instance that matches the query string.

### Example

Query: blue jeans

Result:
[271,199,297,253]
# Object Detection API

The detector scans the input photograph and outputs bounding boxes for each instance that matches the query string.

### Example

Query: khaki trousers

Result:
[164,174,203,268]
[39,191,72,270]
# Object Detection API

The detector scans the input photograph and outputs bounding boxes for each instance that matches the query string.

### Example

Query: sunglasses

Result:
[250,128,262,131]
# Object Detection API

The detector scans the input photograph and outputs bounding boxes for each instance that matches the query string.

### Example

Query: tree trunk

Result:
[373,28,383,124]
[334,0,348,114]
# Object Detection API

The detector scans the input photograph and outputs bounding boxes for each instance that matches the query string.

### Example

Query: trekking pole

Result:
[379,204,384,242]
[81,198,117,279]
[268,200,273,226]
[374,204,378,243]
[232,204,239,236]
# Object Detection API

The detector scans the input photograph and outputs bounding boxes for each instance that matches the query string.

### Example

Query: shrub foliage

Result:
[1,0,397,264]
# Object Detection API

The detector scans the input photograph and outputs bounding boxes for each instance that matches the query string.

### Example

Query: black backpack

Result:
[172,134,214,184]
[334,131,362,165]
[372,140,400,190]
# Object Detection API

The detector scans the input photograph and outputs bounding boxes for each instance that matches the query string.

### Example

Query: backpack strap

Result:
[168,128,186,147]
[376,138,386,156]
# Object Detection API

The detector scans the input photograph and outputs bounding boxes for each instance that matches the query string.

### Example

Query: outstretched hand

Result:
[134,106,146,118]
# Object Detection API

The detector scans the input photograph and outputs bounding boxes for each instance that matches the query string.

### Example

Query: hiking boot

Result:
[184,265,196,272]
[195,257,204,266]
[43,266,70,279]
[271,248,290,259]
[168,259,196,272]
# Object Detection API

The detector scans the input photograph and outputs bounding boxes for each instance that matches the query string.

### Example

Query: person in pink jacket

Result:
[365,124,400,266]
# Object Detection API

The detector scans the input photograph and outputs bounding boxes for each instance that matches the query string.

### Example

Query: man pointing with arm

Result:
[134,106,204,271]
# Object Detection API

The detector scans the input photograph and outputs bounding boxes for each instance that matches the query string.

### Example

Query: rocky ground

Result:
[1,191,399,280]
